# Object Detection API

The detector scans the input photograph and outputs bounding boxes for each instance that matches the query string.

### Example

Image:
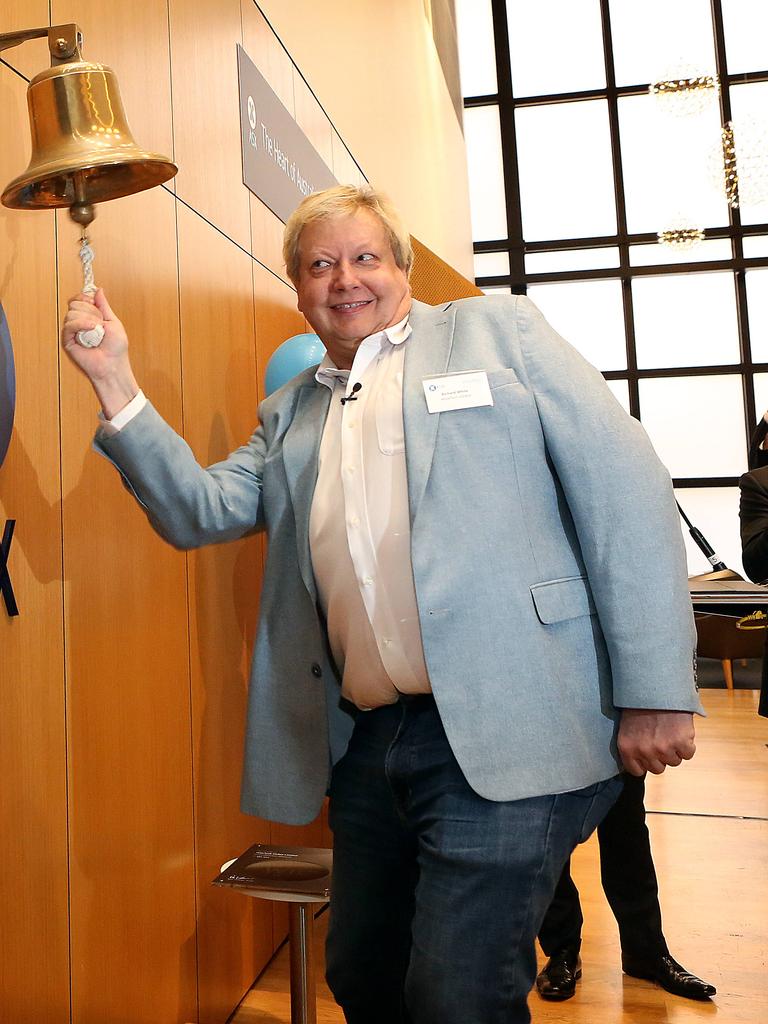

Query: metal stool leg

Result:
[288,902,317,1024]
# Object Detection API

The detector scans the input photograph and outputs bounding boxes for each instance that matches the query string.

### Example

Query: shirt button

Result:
[382,638,392,647]
[311,663,322,678]
[346,465,355,474]
[362,576,374,586]
[349,516,360,527]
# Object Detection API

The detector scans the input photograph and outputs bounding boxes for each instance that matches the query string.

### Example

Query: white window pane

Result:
[525,247,620,273]
[474,251,510,277]
[527,280,626,371]
[619,94,728,234]
[609,0,716,86]
[464,105,508,242]
[743,236,768,258]
[629,238,733,267]
[753,372,768,420]
[746,269,768,362]
[639,375,746,477]
[482,285,512,295]
[727,83,768,225]
[515,101,616,241]
[506,0,605,96]
[675,486,745,577]
[633,273,739,369]
[606,378,631,413]
[456,0,498,96]
[721,0,768,74]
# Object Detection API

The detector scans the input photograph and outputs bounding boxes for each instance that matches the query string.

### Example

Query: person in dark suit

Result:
[739,413,768,718]
[536,772,716,1001]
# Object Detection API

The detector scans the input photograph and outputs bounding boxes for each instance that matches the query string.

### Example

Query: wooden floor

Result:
[230,690,768,1023]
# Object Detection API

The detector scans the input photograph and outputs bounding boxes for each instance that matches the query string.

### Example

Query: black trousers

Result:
[538,773,668,962]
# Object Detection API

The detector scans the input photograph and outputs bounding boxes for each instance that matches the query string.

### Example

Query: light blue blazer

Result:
[96,295,702,824]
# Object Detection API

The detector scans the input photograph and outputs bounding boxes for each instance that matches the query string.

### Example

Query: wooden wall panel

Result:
[252,260,304,402]
[241,1,295,114]
[331,130,365,187]
[57,186,198,1024]
[1,2,50,81]
[0,68,70,1024]
[52,0,174,163]
[250,197,289,285]
[176,204,274,1023]
[292,71,334,174]
[170,0,251,251]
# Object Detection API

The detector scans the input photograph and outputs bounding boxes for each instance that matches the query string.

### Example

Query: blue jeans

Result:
[326,695,621,1024]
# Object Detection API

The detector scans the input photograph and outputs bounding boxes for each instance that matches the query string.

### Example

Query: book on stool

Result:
[213,843,332,903]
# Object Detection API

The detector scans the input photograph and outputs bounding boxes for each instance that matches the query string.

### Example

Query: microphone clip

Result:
[340,382,362,405]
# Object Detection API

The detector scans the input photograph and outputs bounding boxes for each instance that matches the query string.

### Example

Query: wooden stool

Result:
[215,844,332,1024]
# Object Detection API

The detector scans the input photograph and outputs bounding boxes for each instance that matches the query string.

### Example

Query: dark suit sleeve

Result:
[739,468,768,583]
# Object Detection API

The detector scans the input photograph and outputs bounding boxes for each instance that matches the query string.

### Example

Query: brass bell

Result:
[0,24,177,227]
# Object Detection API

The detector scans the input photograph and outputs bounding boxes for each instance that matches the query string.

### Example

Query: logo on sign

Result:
[247,95,258,150]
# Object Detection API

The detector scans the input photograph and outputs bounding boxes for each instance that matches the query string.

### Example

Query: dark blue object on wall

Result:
[0,303,15,469]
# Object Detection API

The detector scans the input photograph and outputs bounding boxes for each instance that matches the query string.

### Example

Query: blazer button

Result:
[311,663,323,678]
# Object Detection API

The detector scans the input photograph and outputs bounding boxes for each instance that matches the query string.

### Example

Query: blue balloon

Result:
[264,333,326,396]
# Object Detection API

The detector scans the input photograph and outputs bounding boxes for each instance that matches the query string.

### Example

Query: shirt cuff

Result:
[97,390,147,436]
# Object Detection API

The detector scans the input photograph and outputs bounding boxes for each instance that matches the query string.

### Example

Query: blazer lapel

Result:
[403,300,457,523]
[282,381,332,600]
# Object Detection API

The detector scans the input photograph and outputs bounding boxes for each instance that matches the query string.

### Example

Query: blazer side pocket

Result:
[530,575,596,624]
[487,367,520,391]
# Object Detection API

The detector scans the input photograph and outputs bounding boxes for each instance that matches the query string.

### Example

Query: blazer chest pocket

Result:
[530,575,596,624]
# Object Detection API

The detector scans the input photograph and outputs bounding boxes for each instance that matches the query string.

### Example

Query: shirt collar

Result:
[315,312,412,391]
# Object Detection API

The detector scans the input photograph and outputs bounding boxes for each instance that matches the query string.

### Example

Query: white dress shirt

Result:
[310,314,431,709]
[100,314,431,708]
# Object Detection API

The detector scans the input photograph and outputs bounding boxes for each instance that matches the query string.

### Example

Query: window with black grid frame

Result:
[455,0,768,576]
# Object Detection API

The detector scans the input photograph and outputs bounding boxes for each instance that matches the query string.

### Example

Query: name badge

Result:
[422,371,493,413]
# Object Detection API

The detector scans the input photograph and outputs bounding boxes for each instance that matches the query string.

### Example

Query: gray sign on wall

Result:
[237,45,338,224]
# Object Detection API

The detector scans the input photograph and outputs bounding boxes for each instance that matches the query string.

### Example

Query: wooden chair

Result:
[694,612,766,689]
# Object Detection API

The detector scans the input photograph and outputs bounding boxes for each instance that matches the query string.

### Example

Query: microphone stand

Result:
[676,501,744,582]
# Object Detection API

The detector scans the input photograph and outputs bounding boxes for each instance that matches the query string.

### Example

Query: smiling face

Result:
[295,208,412,369]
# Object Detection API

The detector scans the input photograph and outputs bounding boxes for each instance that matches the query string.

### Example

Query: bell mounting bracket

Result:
[0,24,83,65]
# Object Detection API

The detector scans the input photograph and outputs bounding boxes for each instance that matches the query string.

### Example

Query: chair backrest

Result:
[695,613,767,659]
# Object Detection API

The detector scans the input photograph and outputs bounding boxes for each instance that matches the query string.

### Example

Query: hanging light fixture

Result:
[649,70,720,118]
[719,117,768,211]
[649,63,719,252]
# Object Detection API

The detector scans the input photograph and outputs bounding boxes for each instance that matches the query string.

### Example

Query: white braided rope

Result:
[76,236,105,348]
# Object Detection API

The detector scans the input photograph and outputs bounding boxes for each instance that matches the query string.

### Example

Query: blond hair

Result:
[283,185,413,283]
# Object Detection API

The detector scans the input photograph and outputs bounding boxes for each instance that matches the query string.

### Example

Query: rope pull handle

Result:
[76,234,105,348]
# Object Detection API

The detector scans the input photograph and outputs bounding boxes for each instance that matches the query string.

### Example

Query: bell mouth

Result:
[1,155,178,211]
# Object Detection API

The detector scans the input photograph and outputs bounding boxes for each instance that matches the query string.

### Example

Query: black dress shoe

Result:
[536,949,582,1001]
[622,953,716,1000]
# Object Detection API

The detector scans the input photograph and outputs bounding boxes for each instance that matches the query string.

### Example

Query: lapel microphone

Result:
[340,382,362,405]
